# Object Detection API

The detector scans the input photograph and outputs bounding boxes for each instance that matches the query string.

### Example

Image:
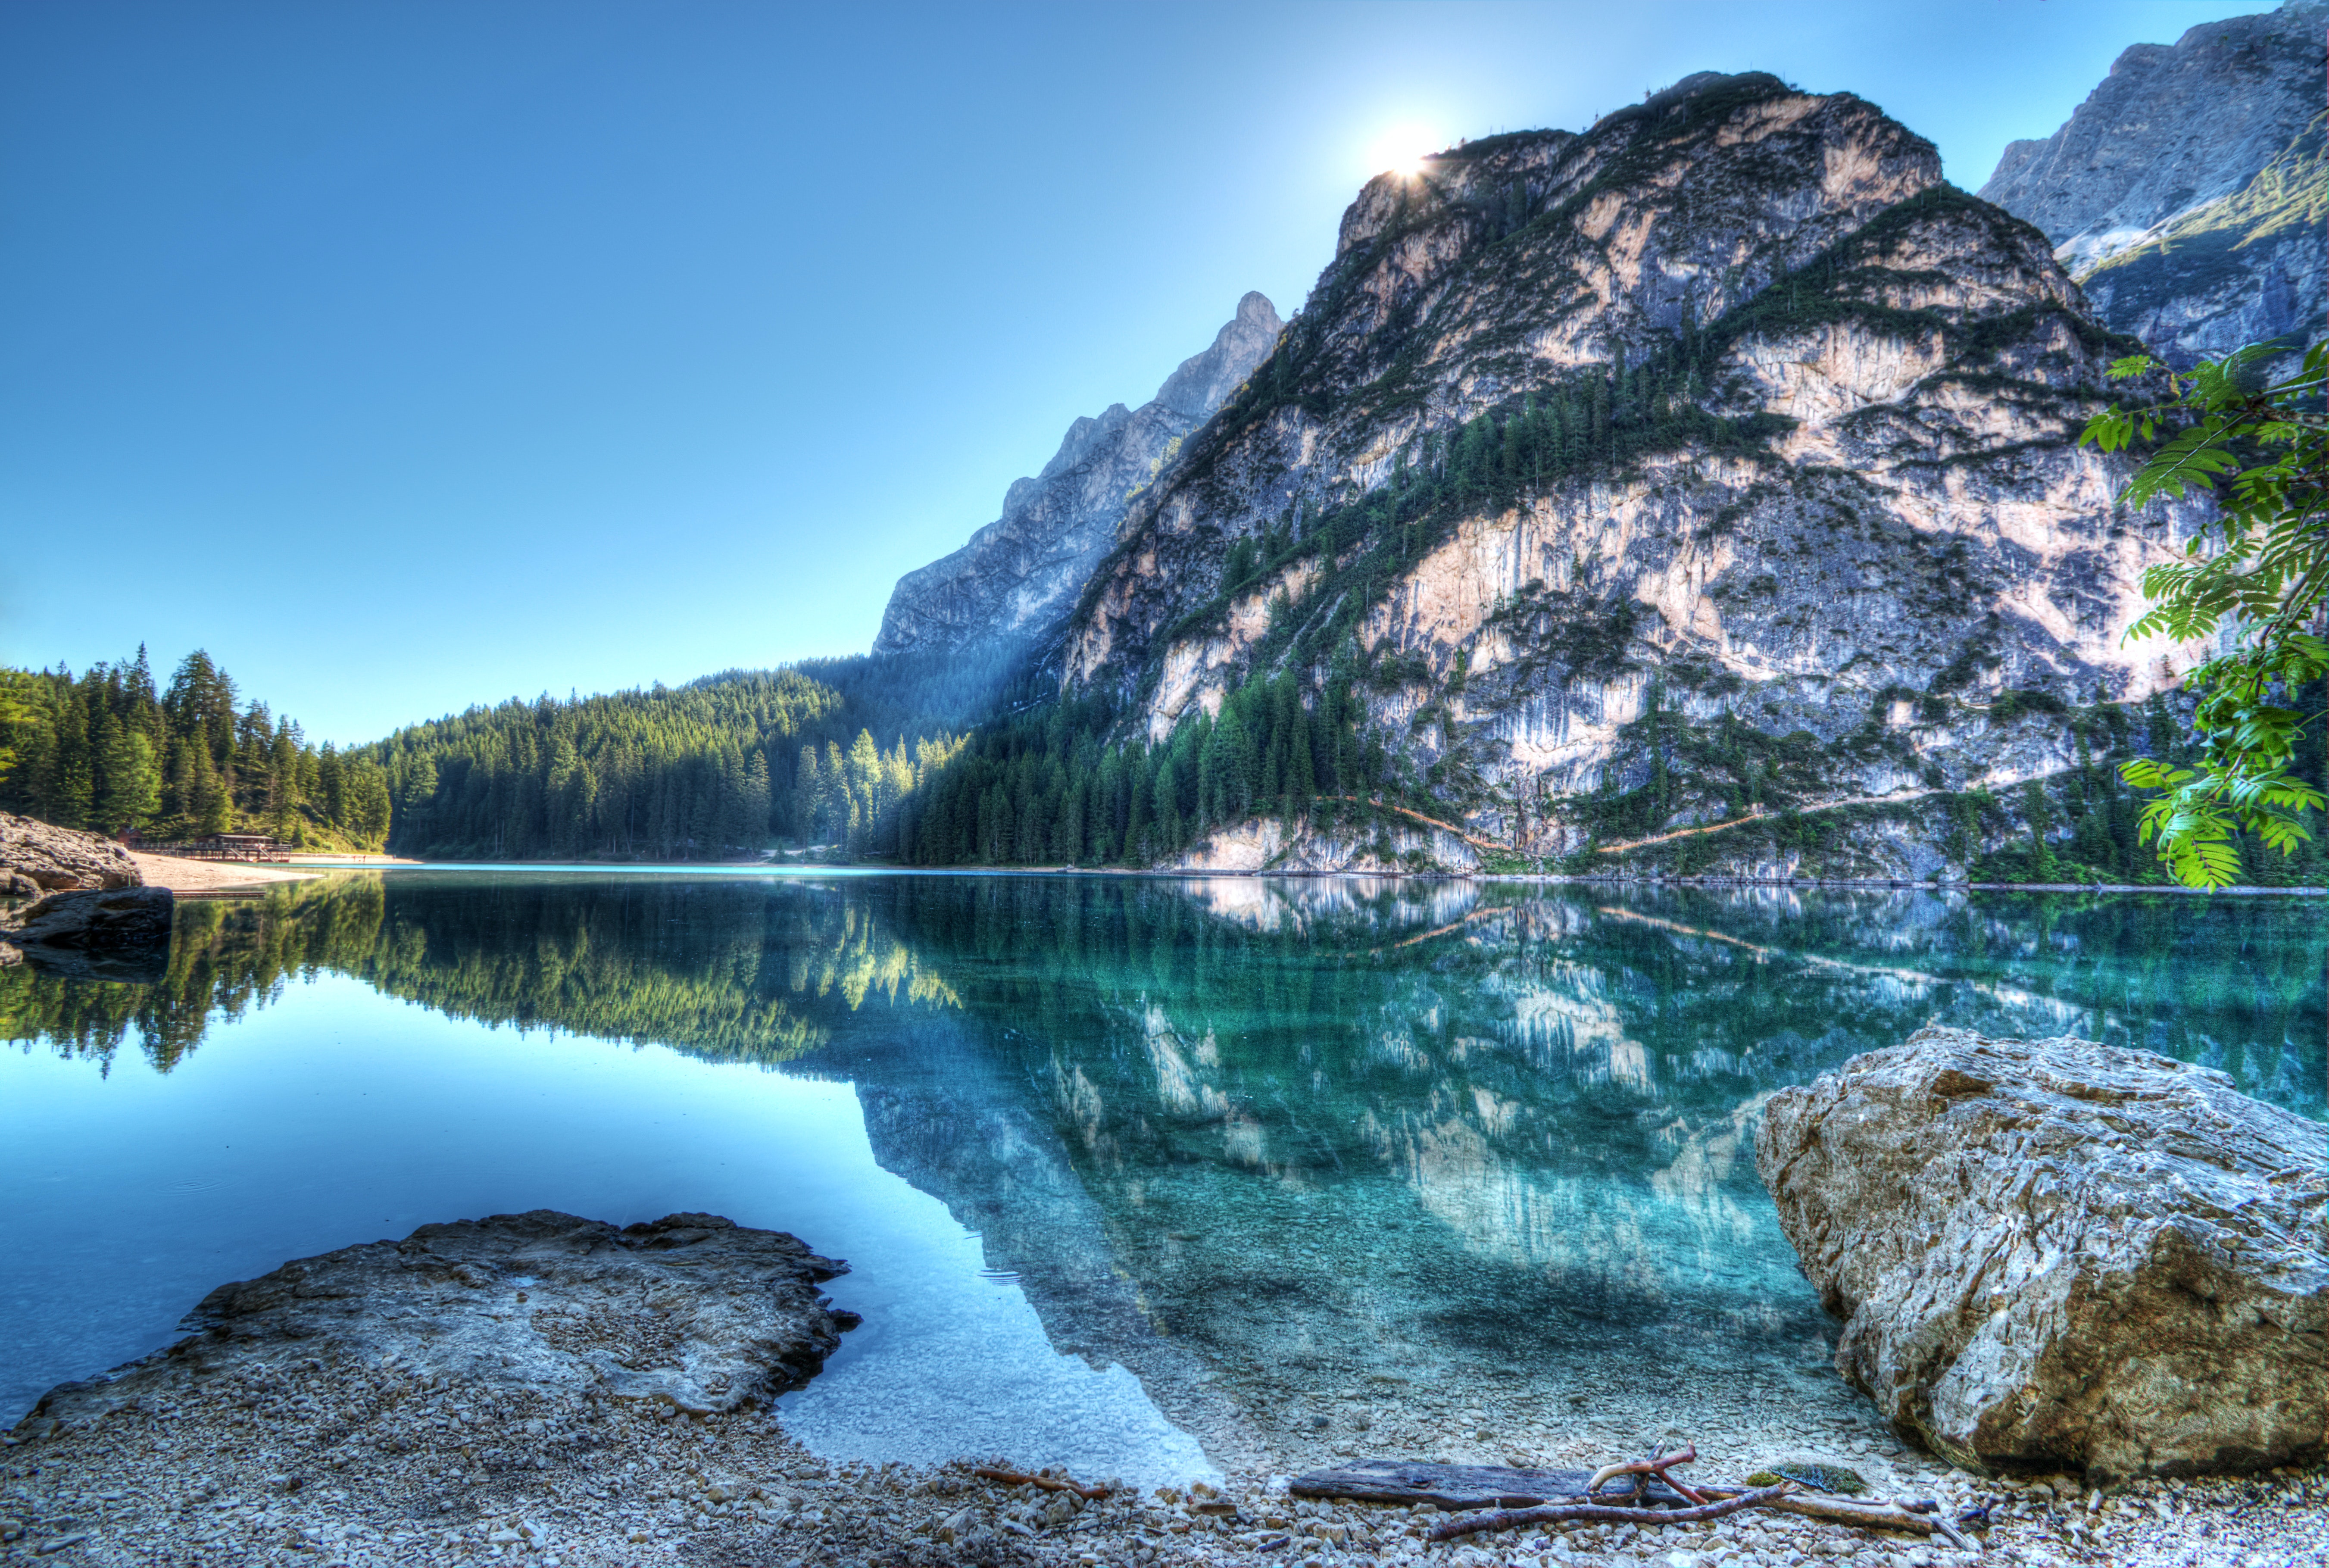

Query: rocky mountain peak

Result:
[1977,0,2324,367]
[873,294,1282,658]
[1152,292,1286,418]
[1050,71,2210,877]
[1979,0,2324,271]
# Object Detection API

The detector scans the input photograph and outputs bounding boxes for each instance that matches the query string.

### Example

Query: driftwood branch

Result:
[973,1467,1112,1500]
[1768,1493,1951,1540]
[1586,1443,1708,1506]
[1696,1487,1956,1540]
[1428,1483,1798,1541]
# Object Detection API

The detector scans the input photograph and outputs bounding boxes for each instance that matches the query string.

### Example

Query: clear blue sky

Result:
[0,0,2275,743]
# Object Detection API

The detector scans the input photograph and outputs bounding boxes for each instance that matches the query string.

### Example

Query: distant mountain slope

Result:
[874,292,1283,657]
[1978,0,2325,365]
[1021,71,2223,878]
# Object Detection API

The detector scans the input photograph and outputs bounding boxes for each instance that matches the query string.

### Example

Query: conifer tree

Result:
[90,710,144,834]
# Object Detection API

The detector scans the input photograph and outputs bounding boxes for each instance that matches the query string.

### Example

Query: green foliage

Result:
[2,874,950,1074]
[0,876,387,1069]
[894,667,1384,867]
[362,673,829,860]
[0,647,387,849]
[2084,340,2329,887]
[0,669,31,784]
[361,647,1015,861]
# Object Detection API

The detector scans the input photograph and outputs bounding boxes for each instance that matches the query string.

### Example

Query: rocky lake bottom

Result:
[2,871,2323,1565]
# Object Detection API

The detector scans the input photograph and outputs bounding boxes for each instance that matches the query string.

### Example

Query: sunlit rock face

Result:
[1978,0,2325,368]
[874,293,1284,657]
[1056,72,2213,874]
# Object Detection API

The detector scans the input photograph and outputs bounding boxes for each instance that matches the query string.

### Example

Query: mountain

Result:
[1978,0,2326,367]
[1027,71,2229,879]
[874,292,1284,657]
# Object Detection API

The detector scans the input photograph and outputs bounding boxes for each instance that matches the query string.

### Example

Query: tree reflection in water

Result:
[8,871,2318,1469]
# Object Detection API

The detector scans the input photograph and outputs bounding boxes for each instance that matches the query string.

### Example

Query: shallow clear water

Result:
[3,871,2320,1481]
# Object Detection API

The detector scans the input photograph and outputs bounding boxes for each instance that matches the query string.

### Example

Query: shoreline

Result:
[128,853,321,893]
[7,1227,2323,1568]
[383,856,2329,896]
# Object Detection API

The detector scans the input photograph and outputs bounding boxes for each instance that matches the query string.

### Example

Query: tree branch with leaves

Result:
[2083,340,2328,888]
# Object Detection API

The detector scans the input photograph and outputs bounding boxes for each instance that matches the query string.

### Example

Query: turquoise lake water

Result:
[3,871,2319,1481]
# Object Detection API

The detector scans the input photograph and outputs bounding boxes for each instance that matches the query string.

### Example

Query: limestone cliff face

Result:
[1057,72,2212,875]
[874,293,1283,656]
[1978,0,2325,367]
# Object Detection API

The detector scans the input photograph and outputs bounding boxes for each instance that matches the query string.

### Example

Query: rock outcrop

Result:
[1755,1026,2328,1480]
[0,810,142,897]
[21,1210,859,1436]
[1055,72,2208,875]
[0,884,175,981]
[1978,0,2325,366]
[875,291,1283,658]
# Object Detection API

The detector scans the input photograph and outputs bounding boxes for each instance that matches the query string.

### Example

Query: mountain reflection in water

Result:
[5,871,2320,1470]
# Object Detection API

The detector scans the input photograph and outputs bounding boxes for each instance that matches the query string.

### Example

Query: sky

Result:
[0,0,2279,744]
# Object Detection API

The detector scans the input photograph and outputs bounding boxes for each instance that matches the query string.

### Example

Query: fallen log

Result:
[1288,1460,1700,1509]
[1748,1490,1960,1543]
[1294,1458,1969,1549]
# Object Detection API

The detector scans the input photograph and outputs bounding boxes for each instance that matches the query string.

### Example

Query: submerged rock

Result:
[0,810,142,898]
[20,1210,859,1433]
[0,884,174,982]
[1755,1025,2327,1480]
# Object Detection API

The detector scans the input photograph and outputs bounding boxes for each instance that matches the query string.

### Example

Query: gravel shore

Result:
[6,1210,2323,1568]
[7,1368,2325,1568]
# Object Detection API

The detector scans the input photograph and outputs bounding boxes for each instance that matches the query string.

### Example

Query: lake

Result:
[3,871,2320,1485]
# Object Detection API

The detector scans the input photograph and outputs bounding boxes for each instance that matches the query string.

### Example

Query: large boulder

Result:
[1755,1026,2327,1480]
[0,885,174,982]
[0,811,142,898]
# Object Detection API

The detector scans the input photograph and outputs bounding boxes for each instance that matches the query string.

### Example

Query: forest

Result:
[0,648,391,848]
[360,647,1011,860]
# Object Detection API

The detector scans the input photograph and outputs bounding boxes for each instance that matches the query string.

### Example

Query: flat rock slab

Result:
[1756,1026,2327,1480]
[19,1210,858,1434]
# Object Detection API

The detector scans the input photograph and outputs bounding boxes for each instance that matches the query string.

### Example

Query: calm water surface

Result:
[3,871,2320,1480]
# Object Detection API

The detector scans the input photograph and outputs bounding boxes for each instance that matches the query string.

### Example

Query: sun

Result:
[1365,122,1443,181]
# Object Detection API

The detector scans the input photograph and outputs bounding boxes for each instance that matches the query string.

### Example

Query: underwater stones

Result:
[1755,1026,2328,1480]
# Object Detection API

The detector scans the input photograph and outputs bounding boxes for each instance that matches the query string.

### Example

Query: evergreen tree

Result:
[90,710,144,834]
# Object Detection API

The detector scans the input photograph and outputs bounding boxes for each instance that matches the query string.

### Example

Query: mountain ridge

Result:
[1977,0,2325,366]
[1029,70,2217,877]
[874,292,1283,659]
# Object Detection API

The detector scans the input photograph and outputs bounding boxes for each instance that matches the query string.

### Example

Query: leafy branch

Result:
[2082,340,2329,888]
